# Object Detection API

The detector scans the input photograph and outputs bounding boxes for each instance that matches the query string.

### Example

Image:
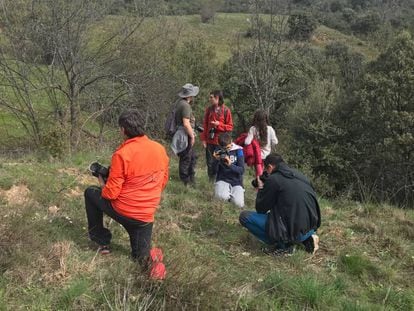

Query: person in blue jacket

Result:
[213,132,245,208]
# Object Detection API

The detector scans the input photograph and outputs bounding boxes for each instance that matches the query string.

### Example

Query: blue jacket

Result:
[216,143,244,187]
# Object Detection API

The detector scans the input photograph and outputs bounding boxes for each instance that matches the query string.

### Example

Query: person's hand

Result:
[190,134,195,146]
[98,175,105,187]
[210,120,219,127]
[256,176,264,189]
[212,151,220,160]
[223,156,231,166]
[202,141,207,148]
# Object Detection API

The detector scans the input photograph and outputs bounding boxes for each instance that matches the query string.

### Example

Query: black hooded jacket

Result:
[255,162,321,243]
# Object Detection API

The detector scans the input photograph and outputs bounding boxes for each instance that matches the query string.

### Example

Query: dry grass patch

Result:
[64,186,84,198]
[1,184,31,205]
[40,241,73,284]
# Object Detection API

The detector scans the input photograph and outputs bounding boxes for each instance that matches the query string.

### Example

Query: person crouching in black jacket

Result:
[239,154,321,256]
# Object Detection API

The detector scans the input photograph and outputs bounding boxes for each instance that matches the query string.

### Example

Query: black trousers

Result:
[206,144,219,181]
[178,139,197,184]
[84,186,153,264]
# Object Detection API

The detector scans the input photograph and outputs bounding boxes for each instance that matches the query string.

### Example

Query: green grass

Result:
[93,13,379,64]
[313,25,379,60]
[0,149,413,310]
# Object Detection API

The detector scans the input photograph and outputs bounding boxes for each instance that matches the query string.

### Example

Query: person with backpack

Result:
[244,109,278,178]
[170,83,199,186]
[239,154,321,256]
[200,90,233,182]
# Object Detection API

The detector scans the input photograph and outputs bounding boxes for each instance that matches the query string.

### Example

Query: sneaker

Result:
[149,248,166,280]
[98,245,111,255]
[262,245,295,257]
[303,234,319,255]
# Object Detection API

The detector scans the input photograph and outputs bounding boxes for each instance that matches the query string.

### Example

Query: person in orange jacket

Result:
[200,90,233,182]
[84,109,169,268]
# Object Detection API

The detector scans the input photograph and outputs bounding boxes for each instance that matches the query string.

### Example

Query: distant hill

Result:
[155,13,378,62]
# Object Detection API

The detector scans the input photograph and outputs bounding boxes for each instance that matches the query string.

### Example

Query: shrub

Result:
[39,124,68,159]
[288,13,318,41]
[351,12,381,34]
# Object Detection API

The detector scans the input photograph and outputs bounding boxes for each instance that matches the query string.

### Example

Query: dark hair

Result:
[218,132,232,147]
[264,153,284,167]
[118,109,145,138]
[210,90,224,105]
[252,109,269,147]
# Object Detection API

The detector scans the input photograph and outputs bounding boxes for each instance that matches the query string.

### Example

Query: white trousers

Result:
[214,180,245,208]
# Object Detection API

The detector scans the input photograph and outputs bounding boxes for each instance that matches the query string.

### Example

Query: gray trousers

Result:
[214,180,245,208]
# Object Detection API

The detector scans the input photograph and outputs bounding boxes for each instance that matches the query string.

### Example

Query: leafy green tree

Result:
[287,13,318,41]
[220,2,301,132]
[344,32,414,205]
[172,39,218,90]
[325,41,365,88]
[342,8,357,23]
[351,12,381,34]
[221,0,250,13]
[170,39,219,118]
[330,1,345,13]
[281,46,351,196]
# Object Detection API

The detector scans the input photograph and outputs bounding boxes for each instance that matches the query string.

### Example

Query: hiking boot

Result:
[303,234,319,255]
[262,245,295,257]
[98,245,111,255]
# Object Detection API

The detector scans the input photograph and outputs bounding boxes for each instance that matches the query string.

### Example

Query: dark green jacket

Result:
[256,162,321,243]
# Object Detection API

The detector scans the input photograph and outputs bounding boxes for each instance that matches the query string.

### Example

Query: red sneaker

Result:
[149,248,166,280]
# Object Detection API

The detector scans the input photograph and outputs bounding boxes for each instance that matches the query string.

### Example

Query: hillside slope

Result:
[161,13,378,62]
[0,151,413,310]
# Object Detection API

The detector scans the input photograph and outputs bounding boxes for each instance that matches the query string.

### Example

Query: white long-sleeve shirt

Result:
[244,125,278,159]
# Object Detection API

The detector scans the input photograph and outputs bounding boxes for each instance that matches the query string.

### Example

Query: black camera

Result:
[209,127,216,139]
[251,171,269,188]
[216,148,229,160]
[89,162,109,182]
[196,125,204,133]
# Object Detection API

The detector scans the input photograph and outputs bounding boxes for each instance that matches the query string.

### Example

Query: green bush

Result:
[288,13,318,41]
[39,124,68,159]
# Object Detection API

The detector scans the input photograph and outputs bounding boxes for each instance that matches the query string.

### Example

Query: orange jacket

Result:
[101,135,169,222]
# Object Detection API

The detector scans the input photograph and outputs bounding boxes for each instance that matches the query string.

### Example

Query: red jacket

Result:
[234,133,262,167]
[200,104,233,145]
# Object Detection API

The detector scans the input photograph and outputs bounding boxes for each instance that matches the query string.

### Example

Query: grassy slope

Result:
[312,25,378,60]
[0,13,379,149]
[0,146,413,310]
[163,14,379,62]
[164,13,253,62]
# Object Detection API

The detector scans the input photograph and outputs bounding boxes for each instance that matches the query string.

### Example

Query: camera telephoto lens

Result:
[89,162,101,177]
